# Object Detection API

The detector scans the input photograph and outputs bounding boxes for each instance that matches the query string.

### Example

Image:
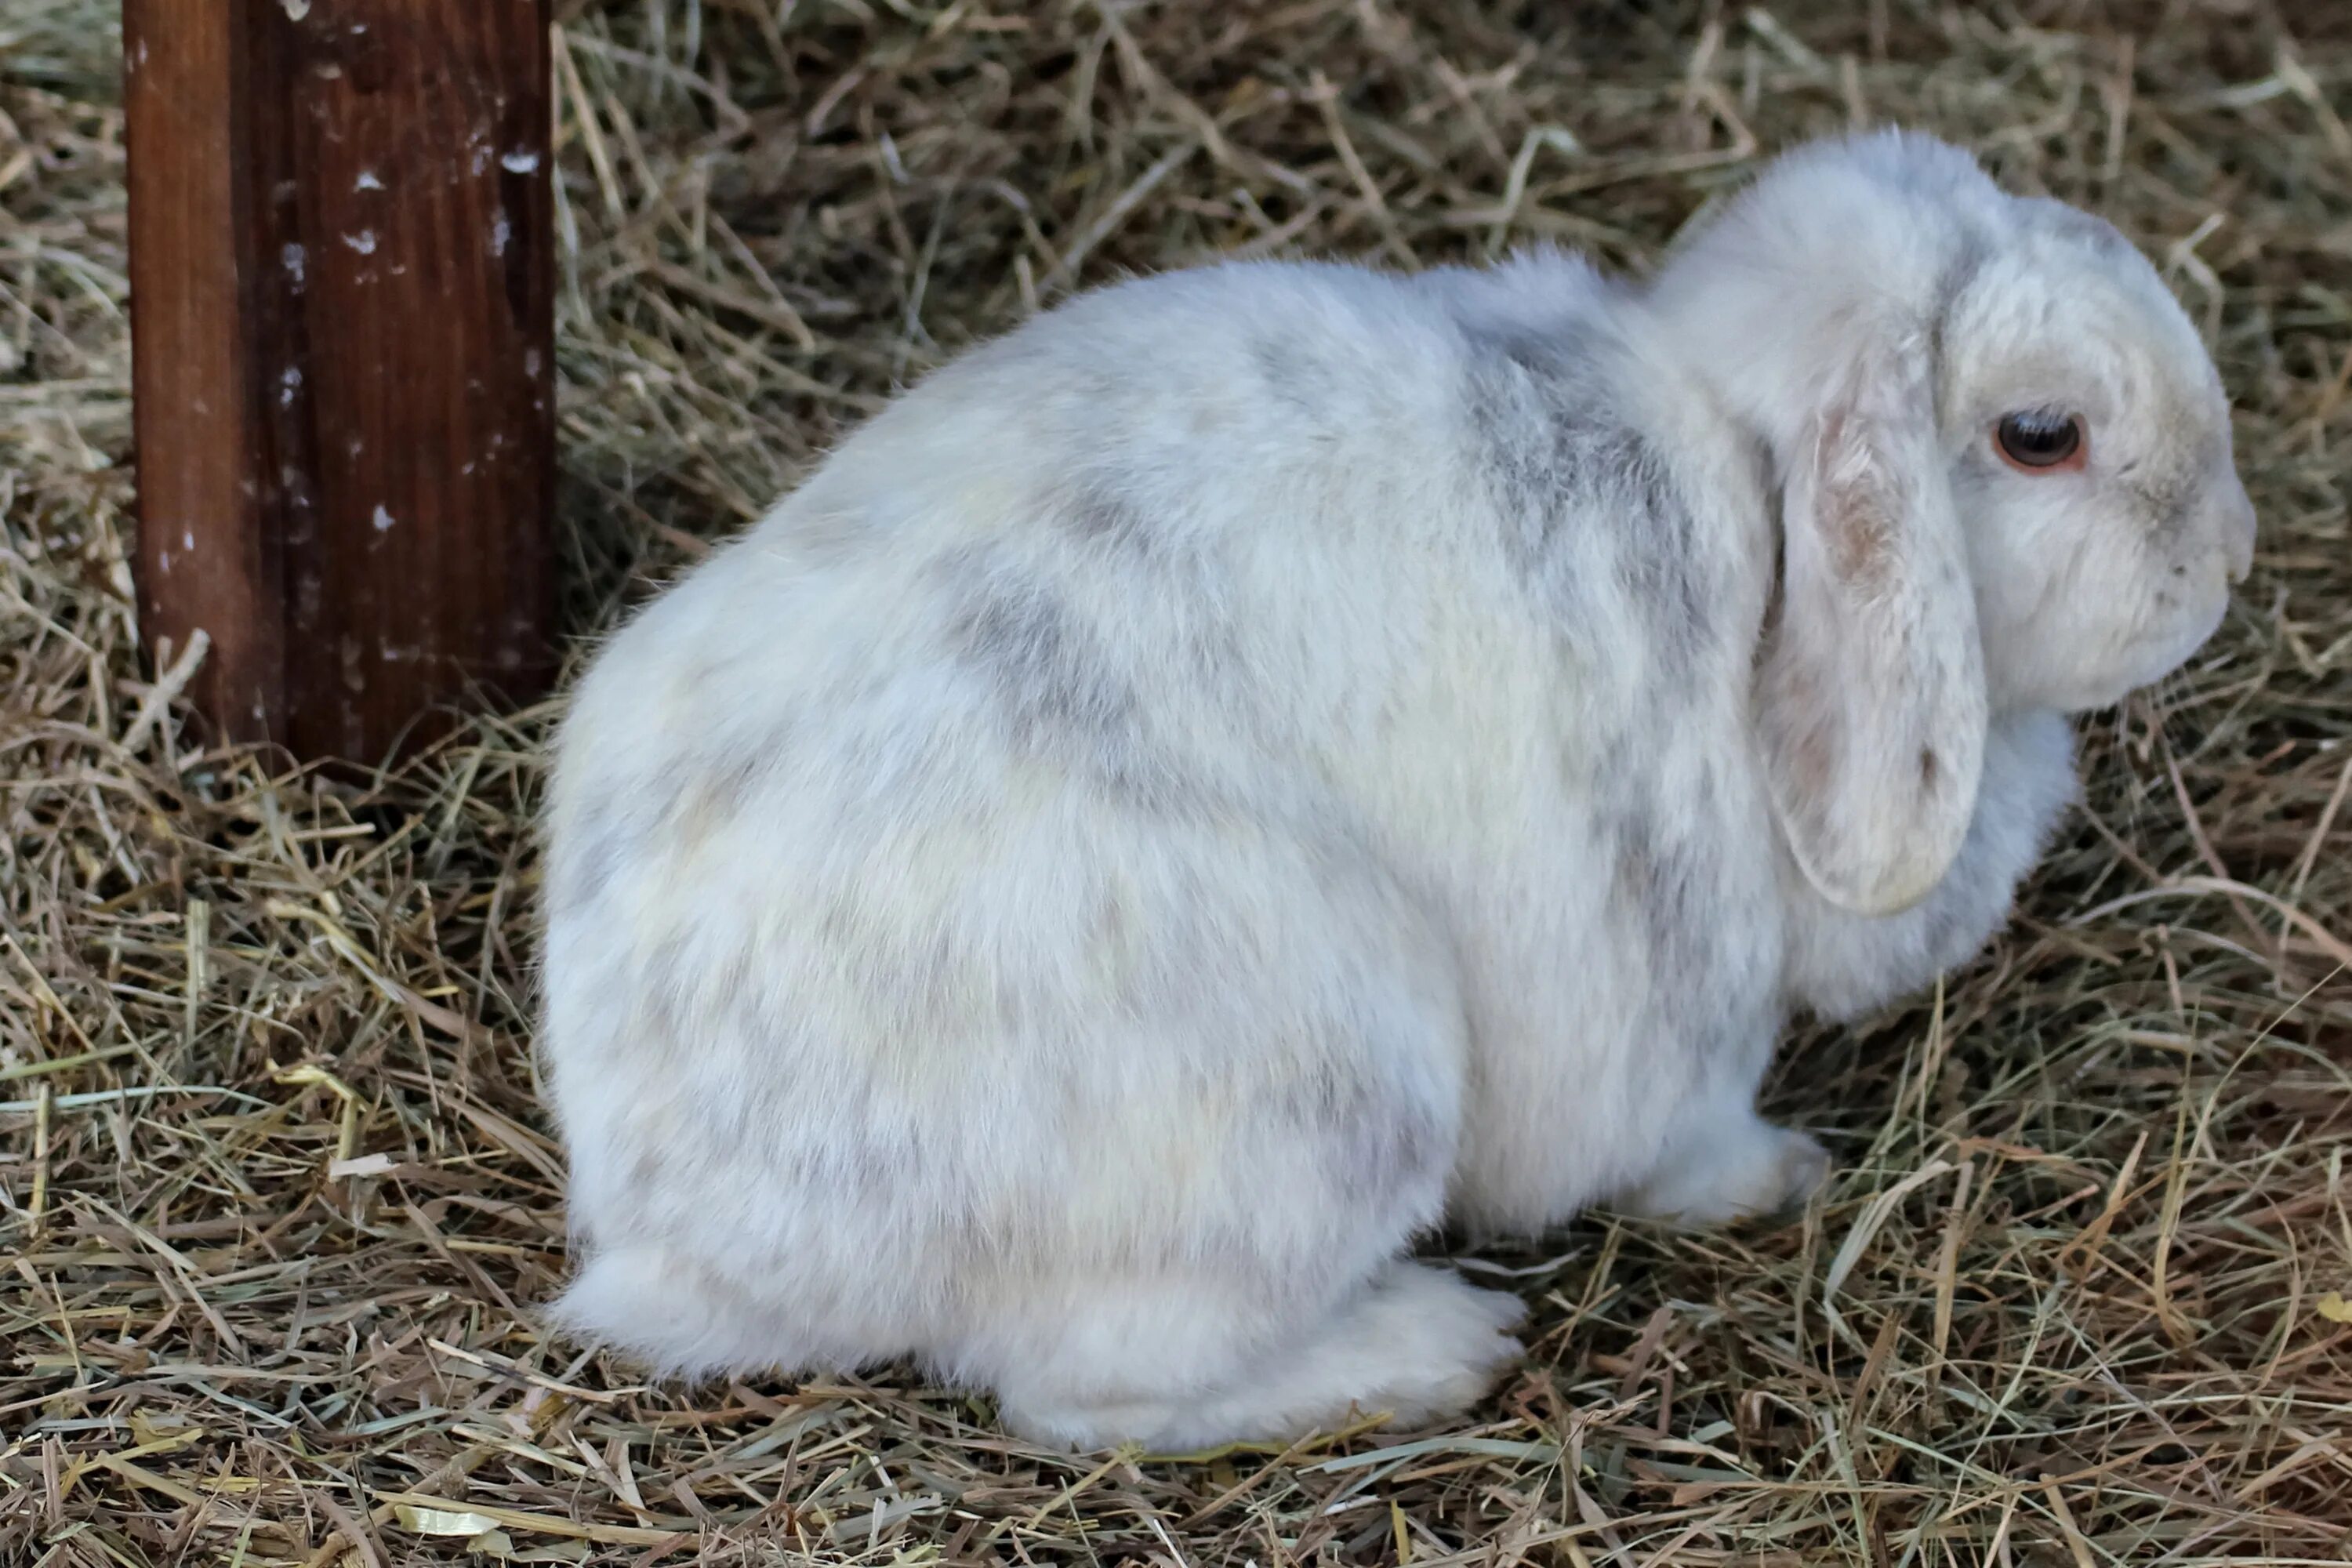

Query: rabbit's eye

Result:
[1994,410,2085,472]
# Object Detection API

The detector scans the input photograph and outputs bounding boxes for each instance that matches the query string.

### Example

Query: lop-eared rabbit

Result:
[540,131,2255,1450]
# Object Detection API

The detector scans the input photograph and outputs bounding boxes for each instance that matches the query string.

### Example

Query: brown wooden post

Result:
[123,1,557,762]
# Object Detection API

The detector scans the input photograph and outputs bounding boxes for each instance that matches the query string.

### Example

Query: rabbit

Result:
[537,129,2256,1453]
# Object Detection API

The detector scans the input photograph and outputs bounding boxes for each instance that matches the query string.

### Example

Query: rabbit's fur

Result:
[539,132,2254,1450]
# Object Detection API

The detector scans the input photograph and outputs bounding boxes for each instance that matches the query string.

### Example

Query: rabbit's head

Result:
[1650,130,2253,916]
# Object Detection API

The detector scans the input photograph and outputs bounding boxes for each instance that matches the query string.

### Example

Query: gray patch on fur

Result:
[1614,441,1710,677]
[550,729,790,921]
[1468,322,1586,382]
[785,1086,935,1204]
[666,1043,946,1223]
[1611,805,1708,996]
[1461,325,1715,677]
[1605,764,1768,1072]
[951,571,1134,742]
[633,931,702,1055]
[1058,479,1159,557]
[1283,1057,1450,1212]
[1250,334,1324,419]
[942,550,1189,810]
[551,796,645,918]
[687,732,785,826]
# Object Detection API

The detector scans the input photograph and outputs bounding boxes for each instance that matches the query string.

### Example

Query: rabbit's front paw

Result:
[1616,1116,1828,1228]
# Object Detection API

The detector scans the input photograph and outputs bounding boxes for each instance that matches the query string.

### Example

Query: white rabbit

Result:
[538,130,2255,1451]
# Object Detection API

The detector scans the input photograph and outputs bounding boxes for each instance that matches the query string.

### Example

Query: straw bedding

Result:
[2,1,2347,1562]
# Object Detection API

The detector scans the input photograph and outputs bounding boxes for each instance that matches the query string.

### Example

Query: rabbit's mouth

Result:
[2082,586,2231,712]
[2152,564,2236,677]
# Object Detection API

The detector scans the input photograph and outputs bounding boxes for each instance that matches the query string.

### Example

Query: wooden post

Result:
[123,1,557,763]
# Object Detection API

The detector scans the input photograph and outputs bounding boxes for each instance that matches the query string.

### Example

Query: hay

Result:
[2,0,2349,1562]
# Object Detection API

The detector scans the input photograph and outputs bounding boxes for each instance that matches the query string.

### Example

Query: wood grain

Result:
[125,0,556,762]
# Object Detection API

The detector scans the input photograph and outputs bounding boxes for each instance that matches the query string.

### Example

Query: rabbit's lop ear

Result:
[1652,132,2012,914]
[1757,330,1988,916]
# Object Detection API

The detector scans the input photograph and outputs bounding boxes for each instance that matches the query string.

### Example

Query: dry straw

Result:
[3,0,2349,1563]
